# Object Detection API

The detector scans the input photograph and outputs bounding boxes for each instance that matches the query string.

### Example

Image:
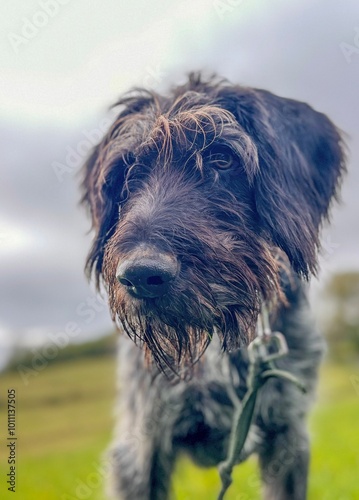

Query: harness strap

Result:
[217,303,306,500]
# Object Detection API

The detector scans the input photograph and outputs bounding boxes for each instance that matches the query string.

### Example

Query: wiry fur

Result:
[81,73,345,499]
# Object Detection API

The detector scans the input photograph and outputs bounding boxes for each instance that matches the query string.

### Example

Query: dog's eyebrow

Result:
[140,105,243,163]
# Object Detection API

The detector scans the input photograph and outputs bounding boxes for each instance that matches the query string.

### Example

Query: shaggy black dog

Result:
[81,73,345,499]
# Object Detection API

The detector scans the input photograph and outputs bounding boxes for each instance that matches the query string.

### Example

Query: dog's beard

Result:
[104,237,281,374]
[113,286,214,373]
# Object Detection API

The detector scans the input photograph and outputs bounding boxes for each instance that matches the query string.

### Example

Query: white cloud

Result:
[0,0,222,124]
[0,219,39,255]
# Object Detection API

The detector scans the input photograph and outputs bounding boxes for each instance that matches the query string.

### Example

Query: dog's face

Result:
[82,74,345,371]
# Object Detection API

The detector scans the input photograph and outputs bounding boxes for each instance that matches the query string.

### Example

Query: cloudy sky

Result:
[1,0,358,366]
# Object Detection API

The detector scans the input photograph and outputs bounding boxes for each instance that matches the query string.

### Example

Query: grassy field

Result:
[1,353,358,500]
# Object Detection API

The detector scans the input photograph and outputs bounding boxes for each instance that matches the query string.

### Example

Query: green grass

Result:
[1,355,358,499]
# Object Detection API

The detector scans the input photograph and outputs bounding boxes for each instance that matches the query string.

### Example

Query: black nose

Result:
[116,251,178,298]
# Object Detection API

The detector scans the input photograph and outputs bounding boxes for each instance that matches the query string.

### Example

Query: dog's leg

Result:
[148,447,176,500]
[107,339,176,500]
[108,437,175,500]
[258,425,309,500]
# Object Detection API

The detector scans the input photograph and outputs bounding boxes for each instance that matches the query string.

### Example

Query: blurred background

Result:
[0,1,358,499]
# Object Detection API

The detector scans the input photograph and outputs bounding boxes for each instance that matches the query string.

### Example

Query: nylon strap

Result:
[217,303,306,500]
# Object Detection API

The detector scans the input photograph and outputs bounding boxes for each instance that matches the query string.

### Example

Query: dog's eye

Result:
[206,148,238,171]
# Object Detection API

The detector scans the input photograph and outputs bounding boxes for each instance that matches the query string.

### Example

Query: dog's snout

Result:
[116,251,178,298]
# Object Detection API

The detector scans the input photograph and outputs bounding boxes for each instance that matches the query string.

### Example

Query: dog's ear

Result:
[81,92,156,286]
[81,141,123,287]
[218,87,346,277]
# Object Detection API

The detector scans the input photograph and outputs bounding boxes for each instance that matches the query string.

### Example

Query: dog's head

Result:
[81,73,345,371]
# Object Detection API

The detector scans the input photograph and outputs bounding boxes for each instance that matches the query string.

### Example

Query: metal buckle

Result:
[248,332,288,363]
